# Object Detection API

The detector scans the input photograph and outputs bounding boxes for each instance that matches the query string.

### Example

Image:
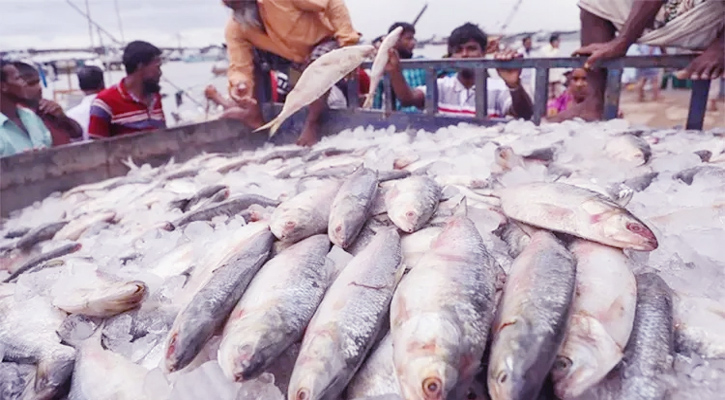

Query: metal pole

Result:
[114,0,126,45]
[412,3,428,26]
[84,0,94,50]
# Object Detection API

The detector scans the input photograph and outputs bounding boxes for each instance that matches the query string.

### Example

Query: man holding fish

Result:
[222,0,360,146]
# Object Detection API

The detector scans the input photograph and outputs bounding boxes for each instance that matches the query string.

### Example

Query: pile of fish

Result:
[1,118,724,400]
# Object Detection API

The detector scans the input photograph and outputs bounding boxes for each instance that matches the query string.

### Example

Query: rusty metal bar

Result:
[383,74,393,113]
[362,55,696,70]
[475,68,487,119]
[686,80,710,130]
[532,68,549,125]
[346,76,358,110]
[425,66,438,116]
[603,69,623,120]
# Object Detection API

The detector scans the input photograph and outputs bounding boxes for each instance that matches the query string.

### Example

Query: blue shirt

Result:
[0,106,53,157]
[373,56,427,113]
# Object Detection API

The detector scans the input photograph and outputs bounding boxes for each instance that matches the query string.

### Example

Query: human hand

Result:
[230,82,251,103]
[572,38,629,69]
[38,99,64,118]
[385,48,401,73]
[494,49,523,88]
[675,45,725,80]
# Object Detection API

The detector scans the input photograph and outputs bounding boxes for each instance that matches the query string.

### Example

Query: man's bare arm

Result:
[508,87,534,120]
[617,0,667,47]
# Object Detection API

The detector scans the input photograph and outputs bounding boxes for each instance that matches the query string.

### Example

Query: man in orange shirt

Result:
[222,0,360,146]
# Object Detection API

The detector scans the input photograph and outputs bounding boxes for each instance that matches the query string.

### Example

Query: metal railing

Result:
[333,54,712,130]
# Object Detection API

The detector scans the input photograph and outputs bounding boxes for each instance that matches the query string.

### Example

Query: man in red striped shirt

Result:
[88,41,166,139]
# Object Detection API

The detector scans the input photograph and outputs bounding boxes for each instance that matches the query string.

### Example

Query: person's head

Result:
[77,66,105,95]
[0,59,27,104]
[448,23,488,80]
[566,68,588,102]
[549,34,560,48]
[122,41,163,94]
[12,61,42,107]
[522,36,532,50]
[224,0,261,30]
[389,22,416,59]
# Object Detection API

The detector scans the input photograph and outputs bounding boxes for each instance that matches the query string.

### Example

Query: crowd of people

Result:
[1,0,722,156]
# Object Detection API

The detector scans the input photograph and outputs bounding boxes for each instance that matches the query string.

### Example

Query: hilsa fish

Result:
[255,45,376,136]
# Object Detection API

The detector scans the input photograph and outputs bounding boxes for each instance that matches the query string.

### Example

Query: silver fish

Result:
[217,234,333,381]
[362,26,404,109]
[604,134,652,165]
[174,194,280,228]
[270,180,342,243]
[604,273,675,400]
[328,167,378,248]
[257,45,376,136]
[53,211,117,241]
[164,227,274,372]
[346,332,401,399]
[0,289,76,400]
[488,230,576,400]
[496,182,658,251]
[391,215,498,400]
[287,228,403,400]
[385,176,441,233]
[0,362,36,399]
[551,239,637,399]
[4,242,82,283]
[52,279,147,318]
[16,221,69,250]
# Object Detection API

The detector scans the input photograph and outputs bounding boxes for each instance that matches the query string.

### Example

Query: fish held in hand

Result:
[362,26,404,109]
[497,182,658,251]
[488,230,576,400]
[217,234,333,382]
[287,228,402,400]
[391,215,499,400]
[551,239,637,399]
[255,45,376,136]
[328,167,378,248]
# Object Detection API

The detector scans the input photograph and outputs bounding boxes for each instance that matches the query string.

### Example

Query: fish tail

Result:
[362,93,374,109]
[252,118,277,135]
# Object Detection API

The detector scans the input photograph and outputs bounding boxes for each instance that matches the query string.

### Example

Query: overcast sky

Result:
[0,0,581,50]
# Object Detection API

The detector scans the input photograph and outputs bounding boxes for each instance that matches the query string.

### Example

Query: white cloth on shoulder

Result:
[578,0,724,50]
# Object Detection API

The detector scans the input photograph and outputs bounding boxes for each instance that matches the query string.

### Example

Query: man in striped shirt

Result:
[385,23,534,120]
[88,41,166,139]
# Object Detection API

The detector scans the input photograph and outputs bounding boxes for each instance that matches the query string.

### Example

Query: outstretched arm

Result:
[386,49,425,109]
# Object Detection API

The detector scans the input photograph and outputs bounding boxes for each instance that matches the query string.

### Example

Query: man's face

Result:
[138,56,163,94]
[552,39,560,48]
[19,71,42,105]
[0,65,28,102]
[568,68,589,101]
[523,38,532,50]
[396,31,417,59]
[451,39,484,79]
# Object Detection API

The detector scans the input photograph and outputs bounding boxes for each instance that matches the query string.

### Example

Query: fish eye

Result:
[554,356,573,371]
[626,222,644,233]
[422,377,442,396]
[497,371,508,384]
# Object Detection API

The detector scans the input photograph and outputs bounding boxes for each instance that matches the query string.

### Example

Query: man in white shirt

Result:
[385,23,533,120]
[66,66,105,141]
[517,36,535,97]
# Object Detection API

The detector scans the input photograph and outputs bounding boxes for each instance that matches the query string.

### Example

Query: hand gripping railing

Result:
[342,55,711,130]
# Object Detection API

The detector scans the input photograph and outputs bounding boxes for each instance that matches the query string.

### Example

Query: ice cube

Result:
[102,313,134,357]
[170,361,241,400]
[327,246,353,276]
[183,221,215,240]
[144,367,171,400]
[57,314,101,347]
[236,373,284,400]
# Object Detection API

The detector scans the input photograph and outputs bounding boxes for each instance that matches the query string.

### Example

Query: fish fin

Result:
[394,261,407,285]
[453,196,468,217]
[252,118,279,135]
